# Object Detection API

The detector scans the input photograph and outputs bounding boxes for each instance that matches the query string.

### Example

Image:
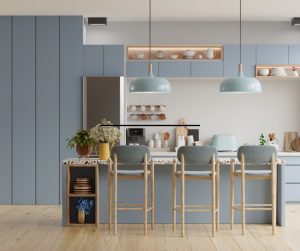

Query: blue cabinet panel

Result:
[288,45,300,64]
[191,61,223,77]
[224,45,256,77]
[83,45,104,76]
[0,17,12,204]
[36,16,60,204]
[285,166,300,183]
[256,45,288,64]
[286,184,300,202]
[158,61,190,77]
[59,16,83,203]
[126,61,158,77]
[12,16,36,204]
[104,45,124,76]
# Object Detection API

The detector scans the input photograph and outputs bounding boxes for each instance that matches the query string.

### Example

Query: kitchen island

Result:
[62,152,287,226]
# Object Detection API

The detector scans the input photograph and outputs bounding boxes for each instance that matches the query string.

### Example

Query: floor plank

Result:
[0,205,299,251]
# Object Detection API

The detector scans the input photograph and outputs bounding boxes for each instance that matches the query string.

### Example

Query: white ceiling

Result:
[0,0,299,22]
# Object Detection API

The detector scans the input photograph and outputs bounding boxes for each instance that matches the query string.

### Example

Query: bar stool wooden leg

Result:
[181,154,185,237]
[241,154,246,235]
[172,160,177,231]
[211,154,216,237]
[271,153,277,235]
[216,160,220,232]
[230,160,235,230]
[151,160,155,230]
[108,163,112,231]
[113,155,118,235]
[144,155,148,235]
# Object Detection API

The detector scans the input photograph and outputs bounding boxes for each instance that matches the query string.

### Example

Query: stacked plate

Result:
[73,177,92,194]
[270,67,287,76]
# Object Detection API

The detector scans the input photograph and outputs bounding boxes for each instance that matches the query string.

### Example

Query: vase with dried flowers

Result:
[90,119,121,160]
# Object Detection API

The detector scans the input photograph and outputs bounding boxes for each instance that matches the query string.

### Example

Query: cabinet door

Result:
[285,166,300,183]
[256,45,288,64]
[83,45,104,76]
[126,61,158,77]
[158,61,190,77]
[12,16,36,204]
[191,61,223,77]
[289,45,300,64]
[0,16,12,204]
[286,184,300,202]
[104,45,124,76]
[224,45,256,77]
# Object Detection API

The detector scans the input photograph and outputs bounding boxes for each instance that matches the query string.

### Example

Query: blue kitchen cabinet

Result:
[126,61,158,77]
[0,16,12,204]
[281,156,300,202]
[191,61,223,77]
[83,45,104,75]
[12,16,36,204]
[104,45,124,76]
[158,61,190,77]
[224,45,256,77]
[288,45,300,64]
[256,45,288,64]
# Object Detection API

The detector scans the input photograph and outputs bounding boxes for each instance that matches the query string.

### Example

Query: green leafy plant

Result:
[67,129,95,149]
[90,119,121,144]
[259,133,266,146]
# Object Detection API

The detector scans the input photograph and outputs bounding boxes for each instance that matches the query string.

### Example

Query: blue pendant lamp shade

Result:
[129,64,171,93]
[129,0,171,93]
[220,0,261,93]
[220,64,262,93]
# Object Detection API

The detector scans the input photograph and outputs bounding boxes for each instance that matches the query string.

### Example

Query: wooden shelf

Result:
[68,193,96,197]
[127,45,223,61]
[256,64,300,78]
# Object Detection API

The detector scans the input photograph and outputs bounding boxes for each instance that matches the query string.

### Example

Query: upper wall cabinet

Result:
[191,61,223,77]
[289,45,300,64]
[126,61,158,77]
[103,45,124,76]
[83,44,124,76]
[223,45,256,77]
[256,45,288,64]
[158,61,190,77]
[83,45,103,75]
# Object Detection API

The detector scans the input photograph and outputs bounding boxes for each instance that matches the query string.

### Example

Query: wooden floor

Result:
[0,205,300,251]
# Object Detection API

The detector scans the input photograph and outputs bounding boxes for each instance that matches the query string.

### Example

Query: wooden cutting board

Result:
[284,132,298,152]
[291,137,300,152]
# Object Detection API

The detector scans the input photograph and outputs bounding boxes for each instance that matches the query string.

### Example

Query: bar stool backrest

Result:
[111,145,151,169]
[237,145,277,165]
[177,146,218,171]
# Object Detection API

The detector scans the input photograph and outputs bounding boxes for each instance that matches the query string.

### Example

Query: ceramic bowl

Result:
[258,68,269,76]
[170,54,178,59]
[183,49,196,59]
[135,53,144,59]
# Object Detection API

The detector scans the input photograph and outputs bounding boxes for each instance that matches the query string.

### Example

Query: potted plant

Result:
[67,129,95,157]
[259,133,266,146]
[90,119,121,160]
[76,198,94,224]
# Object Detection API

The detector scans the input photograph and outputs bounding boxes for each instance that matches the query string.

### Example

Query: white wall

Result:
[127,79,300,150]
[86,21,300,45]
[86,21,300,150]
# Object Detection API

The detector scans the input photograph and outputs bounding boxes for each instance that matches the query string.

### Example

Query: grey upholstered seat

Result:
[236,145,277,175]
[110,145,151,175]
[176,146,218,176]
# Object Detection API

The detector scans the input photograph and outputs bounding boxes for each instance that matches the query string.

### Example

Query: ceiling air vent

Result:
[87,17,107,26]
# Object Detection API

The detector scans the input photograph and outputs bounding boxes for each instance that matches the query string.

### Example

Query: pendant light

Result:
[220,0,261,93]
[129,0,171,93]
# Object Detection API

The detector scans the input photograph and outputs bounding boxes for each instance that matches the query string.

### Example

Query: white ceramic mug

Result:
[140,105,146,112]
[149,105,155,112]
[148,139,154,148]
[187,135,194,146]
[163,140,169,148]
[155,139,162,148]
[159,105,165,112]
[130,105,136,112]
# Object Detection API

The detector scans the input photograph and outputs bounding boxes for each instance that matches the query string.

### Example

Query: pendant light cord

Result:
[239,0,242,65]
[149,0,151,67]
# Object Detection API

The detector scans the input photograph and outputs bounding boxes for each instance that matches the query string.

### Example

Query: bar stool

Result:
[107,145,154,235]
[172,146,220,237]
[230,145,277,235]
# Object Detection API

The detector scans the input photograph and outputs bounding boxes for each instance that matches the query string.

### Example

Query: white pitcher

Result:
[205,48,215,59]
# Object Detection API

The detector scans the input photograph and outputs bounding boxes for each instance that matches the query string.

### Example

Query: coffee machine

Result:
[126,128,146,145]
